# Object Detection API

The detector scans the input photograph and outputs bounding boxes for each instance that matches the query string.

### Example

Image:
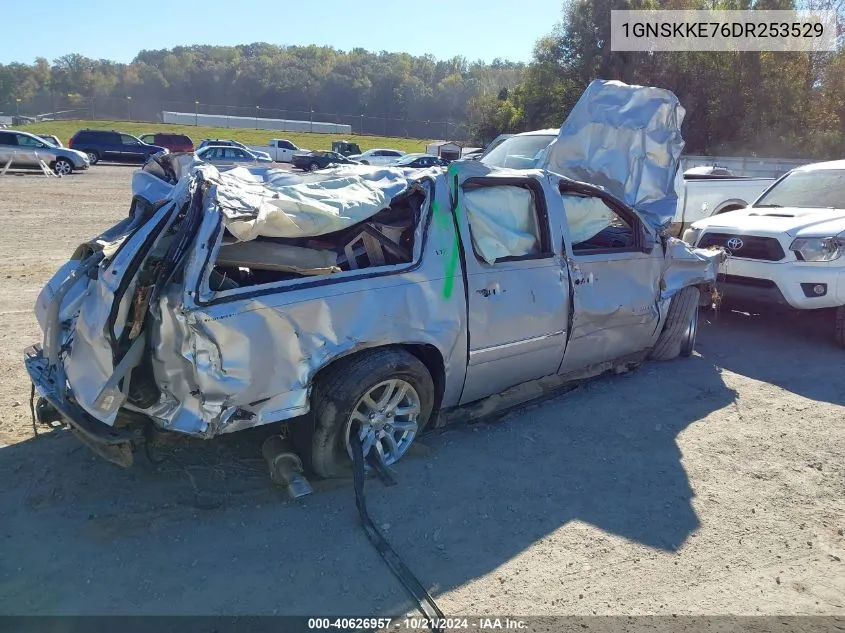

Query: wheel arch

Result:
[310,342,446,423]
[713,199,748,215]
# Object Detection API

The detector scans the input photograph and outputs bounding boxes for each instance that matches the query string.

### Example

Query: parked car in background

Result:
[247,139,308,163]
[291,150,360,171]
[139,133,194,153]
[0,129,89,175]
[36,134,63,148]
[684,165,735,177]
[671,172,774,236]
[479,129,558,170]
[332,140,361,156]
[394,153,449,168]
[197,139,272,161]
[683,160,845,346]
[196,145,273,168]
[460,147,484,160]
[68,129,167,165]
[346,148,406,165]
[476,133,514,160]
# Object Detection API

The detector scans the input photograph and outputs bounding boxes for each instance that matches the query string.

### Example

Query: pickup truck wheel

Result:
[650,286,701,361]
[835,305,845,348]
[309,348,434,478]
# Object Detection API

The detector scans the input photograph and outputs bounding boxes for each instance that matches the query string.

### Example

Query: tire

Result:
[650,286,701,361]
[53,158,73,176]
[309,348,435,478]
[308,162,319,172]
[359,160,369,165]
[835,305,845,348]
[84,150,100,165]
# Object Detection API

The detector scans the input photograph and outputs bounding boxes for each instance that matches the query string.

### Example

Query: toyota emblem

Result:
[726,237,744,250]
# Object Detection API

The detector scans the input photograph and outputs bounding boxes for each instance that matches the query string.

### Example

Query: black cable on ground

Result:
[29,383,38,438]
[349,432,445,633]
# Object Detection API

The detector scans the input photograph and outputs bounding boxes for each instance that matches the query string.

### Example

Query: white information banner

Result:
[610,10,838,52]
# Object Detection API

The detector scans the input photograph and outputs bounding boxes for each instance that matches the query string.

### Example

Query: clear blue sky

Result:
[1,0,564,65]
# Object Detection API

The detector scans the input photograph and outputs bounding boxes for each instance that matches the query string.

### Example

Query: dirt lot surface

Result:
[0,165,843,618]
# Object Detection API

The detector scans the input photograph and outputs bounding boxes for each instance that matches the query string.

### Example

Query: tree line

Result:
[0,45,524,141]
[1,0,842,157]
[470,0,845,158]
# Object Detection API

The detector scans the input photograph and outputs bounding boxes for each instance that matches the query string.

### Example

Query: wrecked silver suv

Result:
[24,81,723,480]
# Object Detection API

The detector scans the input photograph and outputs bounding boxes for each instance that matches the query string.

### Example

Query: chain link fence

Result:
[0,95,467,140]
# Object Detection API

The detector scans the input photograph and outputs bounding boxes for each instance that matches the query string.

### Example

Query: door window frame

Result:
[16,134,46,148]
[191,177,439,307]
[559,180,646,257]
[460,177,556,266]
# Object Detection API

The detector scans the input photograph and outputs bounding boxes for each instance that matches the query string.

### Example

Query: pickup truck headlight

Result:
[681,227,701,246]
[789,236,845,261]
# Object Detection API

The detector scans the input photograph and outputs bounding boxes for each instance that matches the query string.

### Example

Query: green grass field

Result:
[20,119,433,154]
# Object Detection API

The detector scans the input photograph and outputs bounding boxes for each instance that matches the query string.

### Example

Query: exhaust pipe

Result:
[261,435,313,499]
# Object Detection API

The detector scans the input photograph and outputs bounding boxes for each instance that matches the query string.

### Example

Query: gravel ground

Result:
[0,165,843,619]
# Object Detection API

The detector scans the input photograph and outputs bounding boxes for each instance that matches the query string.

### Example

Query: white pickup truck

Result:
[477,128,774,236]
[247,139,309,163]
[672,170,775,236]
[682,159,845,346]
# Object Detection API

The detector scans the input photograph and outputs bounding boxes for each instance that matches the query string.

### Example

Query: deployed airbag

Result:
[463,186,539,265]
[215,176,391,241]
[560,194,616,245]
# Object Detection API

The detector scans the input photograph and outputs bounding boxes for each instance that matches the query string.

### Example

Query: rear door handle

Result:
[476,283,501,298]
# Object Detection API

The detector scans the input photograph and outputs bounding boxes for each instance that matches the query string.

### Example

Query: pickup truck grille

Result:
[698,232,786,261]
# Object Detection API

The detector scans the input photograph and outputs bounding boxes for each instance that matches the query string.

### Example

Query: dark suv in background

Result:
[67,129,167,164]
[139,132,193,153]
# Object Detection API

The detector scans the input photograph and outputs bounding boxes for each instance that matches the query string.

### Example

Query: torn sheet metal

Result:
[142,174,467,437]
[542,79,686,231]
[462,185,539,264]
[660,237,726,300]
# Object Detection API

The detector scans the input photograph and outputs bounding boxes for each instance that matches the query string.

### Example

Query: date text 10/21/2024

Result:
[307,618,529,630]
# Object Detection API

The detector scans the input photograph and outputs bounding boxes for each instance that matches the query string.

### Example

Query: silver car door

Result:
[120,134,145,161]
[455,176,570,405]
[557,189,663,374]
[13,133,42,167]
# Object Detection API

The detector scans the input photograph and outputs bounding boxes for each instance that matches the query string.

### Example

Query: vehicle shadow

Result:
[0,330,736,617]
[0,169,79,177]
[699,305,845,406]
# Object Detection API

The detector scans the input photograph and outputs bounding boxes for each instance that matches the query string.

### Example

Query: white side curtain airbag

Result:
[463,186,539,265]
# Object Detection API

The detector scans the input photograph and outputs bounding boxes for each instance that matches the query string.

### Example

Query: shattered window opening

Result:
[562,192,638,254]
[206,189,427,294]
